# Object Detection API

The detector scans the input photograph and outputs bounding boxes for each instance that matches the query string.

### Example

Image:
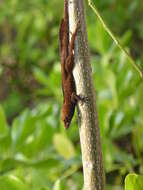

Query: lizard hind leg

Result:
[71,92,84,104]
[65,22,80,73]
[69,21,80,53]
[65,54,74,72]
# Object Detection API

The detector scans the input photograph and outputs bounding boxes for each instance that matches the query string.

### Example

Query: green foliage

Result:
[125,174,143,190]
[53,134,76,160]
[0,105,9,137]
[0,0,143,189]
[0,103,82,189]
[0,174,28,190]
[53,179,65,190]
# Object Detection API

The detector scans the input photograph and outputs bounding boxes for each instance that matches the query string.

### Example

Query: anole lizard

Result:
[59,0,81,128]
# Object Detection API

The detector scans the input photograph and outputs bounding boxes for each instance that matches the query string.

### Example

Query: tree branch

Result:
[68,0,105,189]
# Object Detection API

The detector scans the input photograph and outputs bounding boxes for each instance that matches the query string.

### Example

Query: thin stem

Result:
[88,0,143,78]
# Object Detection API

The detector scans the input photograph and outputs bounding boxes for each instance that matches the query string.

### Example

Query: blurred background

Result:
[0,0,143,189]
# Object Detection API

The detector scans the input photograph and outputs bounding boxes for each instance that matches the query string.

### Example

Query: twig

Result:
[88,0,143,78]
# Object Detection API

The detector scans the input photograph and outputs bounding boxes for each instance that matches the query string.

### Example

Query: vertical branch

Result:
[68,0,105,189]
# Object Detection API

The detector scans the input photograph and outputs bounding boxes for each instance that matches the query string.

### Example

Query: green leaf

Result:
[0,157,60,174]
[125,173,143,190]
[104,69,118,108]
[0,175,28,190]
[11,109,42,151]
[0,105,8,137]
[94,19,112,54]
[0,65,3,76]
[53,134,76,159]
[53,179,65,190]
[33,67,49,86]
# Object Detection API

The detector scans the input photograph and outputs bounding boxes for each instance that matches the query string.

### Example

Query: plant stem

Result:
[88,0,143,78]
[68,0,105,189]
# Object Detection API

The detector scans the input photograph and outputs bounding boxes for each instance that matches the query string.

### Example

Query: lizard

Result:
[59,0,81,128]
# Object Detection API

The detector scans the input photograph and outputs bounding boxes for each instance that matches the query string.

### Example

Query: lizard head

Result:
[63,117,71,129]
[61,103,75,129]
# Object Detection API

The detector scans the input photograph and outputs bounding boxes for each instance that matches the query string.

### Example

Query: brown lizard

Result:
[59,0,81,128]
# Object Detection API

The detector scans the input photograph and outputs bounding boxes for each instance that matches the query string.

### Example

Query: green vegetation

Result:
[0,0,143,189]
[125,174,143,190]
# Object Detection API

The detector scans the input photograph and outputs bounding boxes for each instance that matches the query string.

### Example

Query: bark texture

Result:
[68,0,105,189]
